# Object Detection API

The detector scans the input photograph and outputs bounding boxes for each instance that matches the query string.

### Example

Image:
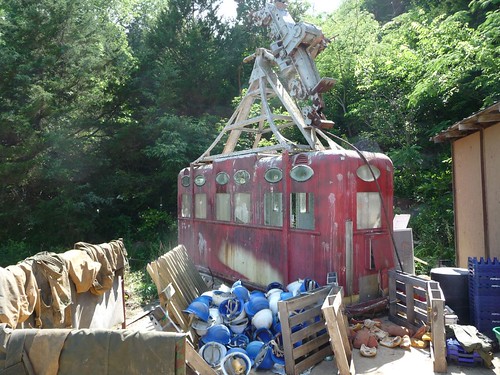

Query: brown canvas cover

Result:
[0,239,127,330]
[0,324,186,375]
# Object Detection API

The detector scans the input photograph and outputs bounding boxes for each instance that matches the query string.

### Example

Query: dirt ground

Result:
[255,345,500,375]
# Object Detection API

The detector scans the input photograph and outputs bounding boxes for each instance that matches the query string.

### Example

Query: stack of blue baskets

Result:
[468,257,500,339]
[446,338,483,367]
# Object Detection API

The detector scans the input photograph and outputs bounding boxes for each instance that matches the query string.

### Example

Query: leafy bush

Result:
[0,241,35,267]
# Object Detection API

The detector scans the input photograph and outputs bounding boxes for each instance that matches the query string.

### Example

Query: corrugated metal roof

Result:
[431,102,500,143]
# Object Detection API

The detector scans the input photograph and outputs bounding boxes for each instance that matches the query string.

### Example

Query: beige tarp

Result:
[0,324,186,375]
[0,239,127,330]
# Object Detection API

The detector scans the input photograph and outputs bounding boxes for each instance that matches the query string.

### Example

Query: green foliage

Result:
[0,0,498,273]
[312,0,498,269]
[411,159,455,271]
[314,1,380,137]
[125,267,158,305]
[0,241,35,268]
[127,237,177,271]
[131,0,245,117]
[137,209,177,242]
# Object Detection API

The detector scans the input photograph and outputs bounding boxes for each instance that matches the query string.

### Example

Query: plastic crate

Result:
[494,327,500,343]
[446,338,483,367]
[475,320,500,340]
[469,257,500,331]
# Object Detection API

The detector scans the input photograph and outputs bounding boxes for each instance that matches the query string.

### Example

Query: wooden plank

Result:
[223,80,259,153]
[290,320,326,345]
[294,345,332,375]
[394,303,427,323]
[389,270,397,320]
[292,332,330,358]
[147,263,184,326]
[155,258,190,330]
[278,299,295,375]
[278,286,333,375]
[331,291,352,361]
[405,282,415,323]
[389,269,437,328]
[175,247,208,295]
[322,288,352,375]
[428,283,447,373]
[158,257,194,310]
[289,305,323,327]
[185,342,217,375]
[391,269,429,289]
[147,245,209,335]
[164,255,197,303]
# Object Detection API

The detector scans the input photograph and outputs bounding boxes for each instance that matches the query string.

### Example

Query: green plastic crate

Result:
[494,327,500,343]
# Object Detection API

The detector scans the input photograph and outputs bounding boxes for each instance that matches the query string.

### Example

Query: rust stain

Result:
[218,240,283,285]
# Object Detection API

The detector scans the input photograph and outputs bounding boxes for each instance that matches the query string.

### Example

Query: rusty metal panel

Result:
[178,150,394,296]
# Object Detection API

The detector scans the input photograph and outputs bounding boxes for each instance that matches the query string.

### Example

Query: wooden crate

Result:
[278,286,333,375]
[389,269,446,373]
[321,286,354,375]
[388,269,435,330]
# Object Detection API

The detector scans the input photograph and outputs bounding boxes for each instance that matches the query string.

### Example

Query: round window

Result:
[234,170,250,185]
[181,175,190,187]
[194,175,206,186]
[264,168,283,183]
[290,165,314,182]
[356,164,380,182]
[216,172,230,185]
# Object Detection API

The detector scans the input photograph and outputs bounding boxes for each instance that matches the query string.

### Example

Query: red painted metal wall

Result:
[178,149,394,296]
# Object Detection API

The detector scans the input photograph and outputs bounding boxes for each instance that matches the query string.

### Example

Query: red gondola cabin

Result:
[178,149,394,298]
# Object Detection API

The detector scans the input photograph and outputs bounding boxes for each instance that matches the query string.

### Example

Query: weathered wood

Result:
[389,269,447,373]
[294,345,332,375]
[388,269,432,330]
[322,286,353,375]
[278,286,333,375]
[147,245,209,334]
[185,342,217,375]
[150,305,216,375]
[428,282,447,373]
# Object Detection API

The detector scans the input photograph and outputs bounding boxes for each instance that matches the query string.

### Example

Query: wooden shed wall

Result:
[453,132,485,267]
[453,124,500,267]
[484,124,500,259]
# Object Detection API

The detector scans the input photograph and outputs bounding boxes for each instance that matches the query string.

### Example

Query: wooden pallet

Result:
[147,245,216,375]
[321,286,354,375]
[388,269,446,373]
[388,269,435,330]
[147,245,209,332]
[278,286,333,375]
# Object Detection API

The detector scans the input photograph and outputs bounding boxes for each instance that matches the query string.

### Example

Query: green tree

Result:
[130,0,246,117]
[313,1,380,138]
[0,0,136,248]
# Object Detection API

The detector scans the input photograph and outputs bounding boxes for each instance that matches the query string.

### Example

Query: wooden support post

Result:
[321,286,354,375]
[428,282,447,373]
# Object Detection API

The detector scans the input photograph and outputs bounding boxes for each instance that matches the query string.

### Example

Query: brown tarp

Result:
[0,239,128,330]
[0,324,186,375]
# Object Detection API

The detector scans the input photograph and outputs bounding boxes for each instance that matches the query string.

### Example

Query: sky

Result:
[219,0,342,20]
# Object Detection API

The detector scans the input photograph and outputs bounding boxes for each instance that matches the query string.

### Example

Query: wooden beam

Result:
[321,287,353,375]
[458,123,482,131]
[477,113,500,123]
[428,282,447,373]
